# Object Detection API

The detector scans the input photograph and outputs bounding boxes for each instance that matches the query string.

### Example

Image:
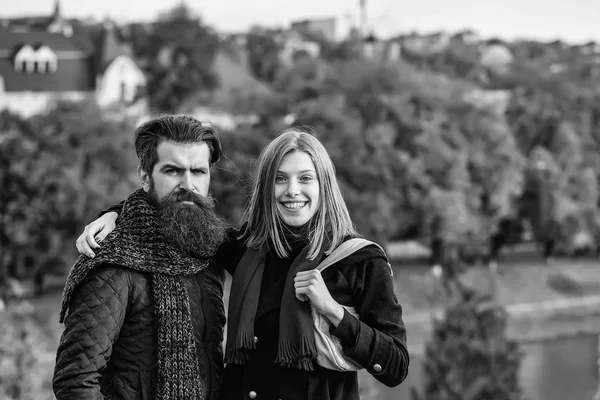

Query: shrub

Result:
[411,289,524,400]
[0,301,55,400]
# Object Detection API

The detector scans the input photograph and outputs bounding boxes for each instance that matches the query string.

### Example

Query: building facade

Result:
[0,0,146,117]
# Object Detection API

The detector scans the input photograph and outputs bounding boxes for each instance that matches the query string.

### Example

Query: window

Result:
[35,46,58,73]
[120,82,127,102]
[14,45,58,74]
[15,45,36,73]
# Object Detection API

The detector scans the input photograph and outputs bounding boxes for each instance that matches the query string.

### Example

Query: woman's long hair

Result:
[240,128,358,259]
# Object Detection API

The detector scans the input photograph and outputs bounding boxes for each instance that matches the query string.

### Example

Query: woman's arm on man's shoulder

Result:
[76,201,124,257]
[100,201,124,217]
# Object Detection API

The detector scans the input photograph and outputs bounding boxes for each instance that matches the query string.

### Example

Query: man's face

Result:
[138,140,227,257]
[139,141,211,201]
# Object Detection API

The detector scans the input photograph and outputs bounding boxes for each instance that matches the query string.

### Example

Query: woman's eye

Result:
[275,176,286,182]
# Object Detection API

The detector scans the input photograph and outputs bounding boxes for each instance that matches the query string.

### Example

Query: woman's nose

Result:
[286,181,300,196]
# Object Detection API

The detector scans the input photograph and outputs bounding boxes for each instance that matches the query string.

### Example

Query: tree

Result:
[504,79,600,251]
[134,4,220,112]
[411,290,524,400]
[246,27,283,84]
[0,101,137,293]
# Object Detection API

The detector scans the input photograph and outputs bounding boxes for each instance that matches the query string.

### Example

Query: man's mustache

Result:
[163,190,214,209]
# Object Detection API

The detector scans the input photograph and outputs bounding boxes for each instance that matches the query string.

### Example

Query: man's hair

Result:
[240,127,358,260]
[134,114,222,174]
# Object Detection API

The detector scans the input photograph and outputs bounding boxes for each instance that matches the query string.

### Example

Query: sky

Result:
[3,0,600,44]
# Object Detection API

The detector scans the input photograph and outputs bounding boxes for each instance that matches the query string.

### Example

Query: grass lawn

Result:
[391,242,600,313]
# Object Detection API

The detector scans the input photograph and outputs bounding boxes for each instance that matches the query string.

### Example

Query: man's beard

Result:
[149,188,227,259]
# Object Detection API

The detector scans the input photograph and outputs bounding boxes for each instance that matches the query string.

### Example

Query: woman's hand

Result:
[294,269,345,327]
[75,212,118,258]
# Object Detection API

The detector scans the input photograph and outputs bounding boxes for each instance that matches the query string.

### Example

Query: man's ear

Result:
[138,166,151,192]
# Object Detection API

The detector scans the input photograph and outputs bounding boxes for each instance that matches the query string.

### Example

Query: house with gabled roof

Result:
[0,0,146,117]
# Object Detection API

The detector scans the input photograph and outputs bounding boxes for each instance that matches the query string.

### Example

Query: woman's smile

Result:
[281,201,308,211]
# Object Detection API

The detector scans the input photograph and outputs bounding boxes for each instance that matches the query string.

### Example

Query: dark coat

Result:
[216,232,409,400]
[53,263,226,400]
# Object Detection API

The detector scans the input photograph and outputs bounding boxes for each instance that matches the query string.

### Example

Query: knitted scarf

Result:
[59,188,210,400]
[225,237,325,371]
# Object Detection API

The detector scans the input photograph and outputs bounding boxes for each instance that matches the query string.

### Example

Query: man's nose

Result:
[179,172,195,191]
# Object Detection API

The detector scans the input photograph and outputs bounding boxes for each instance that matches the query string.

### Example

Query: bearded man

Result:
[53,115,228,400]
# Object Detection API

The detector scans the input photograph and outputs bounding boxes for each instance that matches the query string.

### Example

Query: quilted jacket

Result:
[53,263,226,400]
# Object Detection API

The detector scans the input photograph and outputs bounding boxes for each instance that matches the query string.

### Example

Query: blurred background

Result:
[1,0,600,399]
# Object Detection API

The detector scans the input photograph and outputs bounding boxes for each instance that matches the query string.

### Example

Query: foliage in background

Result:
[0,301,55,400]
[3,3,600,286]
[0,101,138,289]
[245,27,283,84]
[130,4,220,112]
[410,290,524,400]
[210,124,273,225]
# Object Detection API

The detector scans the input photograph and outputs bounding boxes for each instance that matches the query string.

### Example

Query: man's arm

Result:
[53,265,130,399]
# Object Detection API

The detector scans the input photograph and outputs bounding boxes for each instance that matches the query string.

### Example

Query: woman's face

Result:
[274,151,320,226]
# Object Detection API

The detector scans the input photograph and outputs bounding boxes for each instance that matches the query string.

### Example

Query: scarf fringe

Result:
[275,336,318,371]
[226,245,323,373]
[224,329,256,364]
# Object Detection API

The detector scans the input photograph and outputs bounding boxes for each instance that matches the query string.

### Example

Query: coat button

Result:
[373,363,382,373]
[254,336,258,344]
[249,390,257,399]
